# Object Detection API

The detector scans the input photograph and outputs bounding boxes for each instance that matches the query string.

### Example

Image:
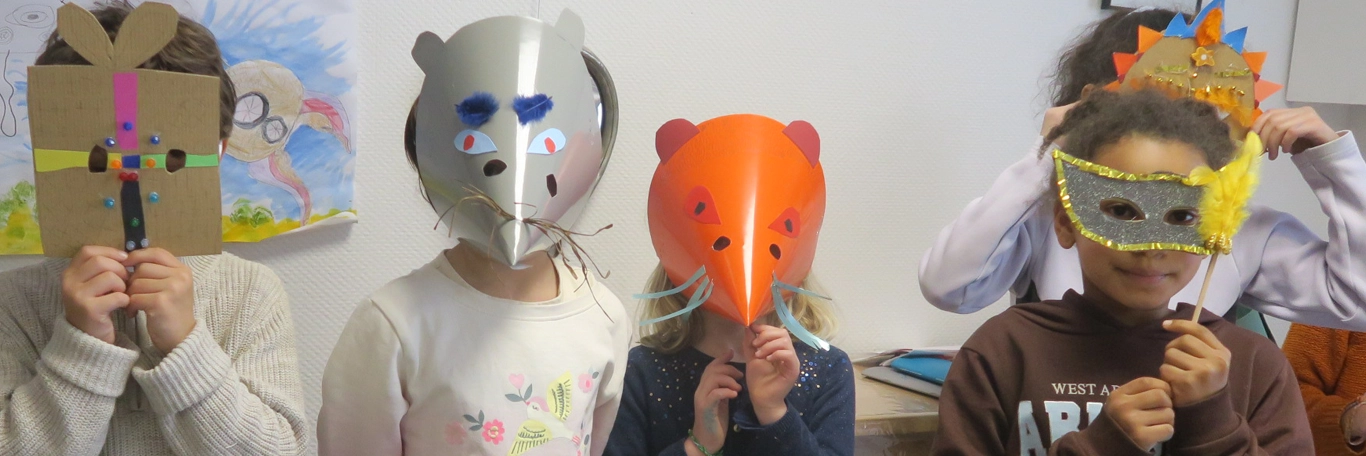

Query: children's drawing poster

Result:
[0,0,356,254]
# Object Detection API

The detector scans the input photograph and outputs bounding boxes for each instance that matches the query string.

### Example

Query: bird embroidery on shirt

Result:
[508,372,573,455]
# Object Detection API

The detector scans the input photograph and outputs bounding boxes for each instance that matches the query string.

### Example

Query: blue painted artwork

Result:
[0,0,356,253]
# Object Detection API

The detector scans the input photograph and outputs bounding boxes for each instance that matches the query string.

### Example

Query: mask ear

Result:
[554,9,585,52]
[55,3,114,68]
[656,119,698,163]
[111,2,178,70]
[411,31,447,75]
[783,120,820,167]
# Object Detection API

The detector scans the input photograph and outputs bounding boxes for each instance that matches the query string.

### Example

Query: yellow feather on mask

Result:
[1188,132,1263,255]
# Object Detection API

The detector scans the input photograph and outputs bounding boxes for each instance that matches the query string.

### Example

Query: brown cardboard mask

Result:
[27,3,222,257]
[1110,0,1282,139]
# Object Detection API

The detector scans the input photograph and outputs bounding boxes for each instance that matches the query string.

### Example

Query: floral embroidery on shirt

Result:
[507,372,575,455]
[483,420,506,444]
[444,421,468,445]
[578,372,594,392]
[462,410,507,445]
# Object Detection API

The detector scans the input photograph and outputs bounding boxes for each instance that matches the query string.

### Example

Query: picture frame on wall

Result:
[1101,0,1202,11]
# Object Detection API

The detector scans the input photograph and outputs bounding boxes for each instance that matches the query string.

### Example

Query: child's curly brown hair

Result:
[1043,89,1236,170]
[1050,9,1186,107]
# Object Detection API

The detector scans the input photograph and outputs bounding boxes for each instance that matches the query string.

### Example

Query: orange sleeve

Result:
[1283,323,1362,456]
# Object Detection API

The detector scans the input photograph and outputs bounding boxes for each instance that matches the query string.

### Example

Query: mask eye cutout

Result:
[454,130,497,155]
[685,186,720,225]
[1099,198,1145,222]
[167,150,187,173]
[527,128,567,155]
[1164,207,1199,226]
[88,146,108,173]
[768,207,801,238]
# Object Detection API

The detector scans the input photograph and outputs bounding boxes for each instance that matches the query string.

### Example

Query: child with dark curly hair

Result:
[932,90,1312,455]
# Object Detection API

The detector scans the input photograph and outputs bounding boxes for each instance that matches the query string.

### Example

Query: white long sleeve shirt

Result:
[919,132,1366,330]
[319,253,631,456]
[0,253,310,455]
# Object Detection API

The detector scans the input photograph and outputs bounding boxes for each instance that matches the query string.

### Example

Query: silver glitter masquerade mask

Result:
[1053,149,1212,255]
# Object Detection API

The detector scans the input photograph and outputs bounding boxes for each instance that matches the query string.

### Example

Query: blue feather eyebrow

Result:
[455,92,499,127]
[512,94,554,125]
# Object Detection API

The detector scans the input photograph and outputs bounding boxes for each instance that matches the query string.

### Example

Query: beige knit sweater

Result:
[0,253,310,455]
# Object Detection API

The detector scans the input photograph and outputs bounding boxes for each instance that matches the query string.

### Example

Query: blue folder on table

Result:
[887,351,954,385]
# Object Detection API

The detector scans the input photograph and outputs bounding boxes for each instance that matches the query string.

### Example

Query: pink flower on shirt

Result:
[445,422,467,445]
[483,419,506,445]
[578,373,593,392]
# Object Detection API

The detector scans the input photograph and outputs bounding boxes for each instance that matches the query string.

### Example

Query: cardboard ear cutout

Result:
[411,31,447,75]
[783,120,820,166]
[656,118,699,163]
[56,3,114,68]
[111,2,179,70]
[554,9,585,52]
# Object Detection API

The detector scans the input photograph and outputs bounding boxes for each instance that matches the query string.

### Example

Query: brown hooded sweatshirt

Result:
[931,291,1312,455]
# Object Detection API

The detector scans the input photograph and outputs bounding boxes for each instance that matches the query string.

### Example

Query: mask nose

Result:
[706,235,782,326]
[484,159,507,176]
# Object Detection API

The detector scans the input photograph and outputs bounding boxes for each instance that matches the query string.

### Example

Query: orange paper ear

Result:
[782,120,820,166]
[656,118,699,163]
[646,114,826,325]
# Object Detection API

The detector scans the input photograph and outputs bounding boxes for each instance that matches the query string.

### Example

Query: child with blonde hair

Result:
[605,114,853,456]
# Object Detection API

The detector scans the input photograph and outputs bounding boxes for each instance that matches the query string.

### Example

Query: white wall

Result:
[2,0,1355,430]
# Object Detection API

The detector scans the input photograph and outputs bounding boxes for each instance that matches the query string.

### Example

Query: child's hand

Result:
[745,324,800,425]
[1041,101,1078,139]
[1253,107,1340,159]
[1160,319,1231,407]
[692,349,741,454]
[1104,377,1175,452]
[61,246,131,345]
[125,248,196,354]
[1041,84,1095,143]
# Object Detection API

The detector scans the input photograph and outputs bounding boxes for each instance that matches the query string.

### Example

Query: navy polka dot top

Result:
[604,343,855,455]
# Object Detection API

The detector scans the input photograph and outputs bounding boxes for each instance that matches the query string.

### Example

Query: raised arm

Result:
[1237,131,1366,330]
[919,138,1057,313]
[131,265,309,455]
[0,317,138,455]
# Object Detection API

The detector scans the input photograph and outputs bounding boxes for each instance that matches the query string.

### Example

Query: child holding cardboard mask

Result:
[0,2,308,455]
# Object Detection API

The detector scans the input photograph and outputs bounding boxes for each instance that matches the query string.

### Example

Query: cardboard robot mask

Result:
[411,9,617,268]
[639,114,829,350]
[27,3,222,257]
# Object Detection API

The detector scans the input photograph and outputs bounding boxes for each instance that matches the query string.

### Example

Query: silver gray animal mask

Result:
[412,9,617,268]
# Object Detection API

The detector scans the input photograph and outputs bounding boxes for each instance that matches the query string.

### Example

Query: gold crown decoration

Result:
[1109,0,1282,136]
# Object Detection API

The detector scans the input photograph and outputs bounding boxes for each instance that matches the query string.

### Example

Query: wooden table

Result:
[853,363,940,455]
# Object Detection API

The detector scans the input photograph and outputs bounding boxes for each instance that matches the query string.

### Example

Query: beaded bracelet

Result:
[687,429,723,456]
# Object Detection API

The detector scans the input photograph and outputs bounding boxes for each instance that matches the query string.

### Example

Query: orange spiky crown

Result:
[1109,0,1282,133]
